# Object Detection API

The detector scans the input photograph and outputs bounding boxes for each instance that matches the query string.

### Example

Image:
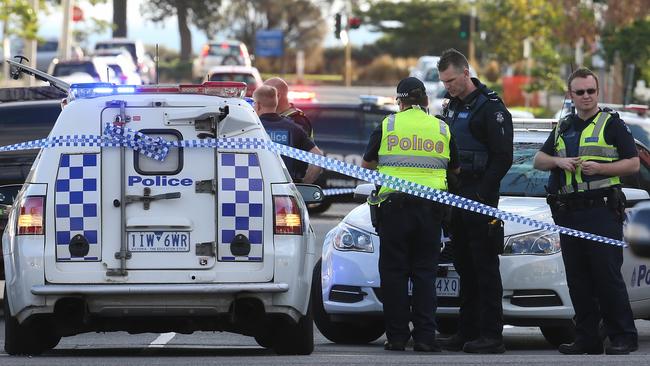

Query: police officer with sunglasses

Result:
[534,67,640,355]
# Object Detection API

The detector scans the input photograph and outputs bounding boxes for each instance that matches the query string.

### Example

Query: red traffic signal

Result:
[348,17,362,29]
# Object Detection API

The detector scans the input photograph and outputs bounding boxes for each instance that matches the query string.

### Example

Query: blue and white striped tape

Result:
[0,124,627,247]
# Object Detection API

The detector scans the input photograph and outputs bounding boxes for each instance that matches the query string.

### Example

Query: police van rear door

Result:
[100,104,217,272]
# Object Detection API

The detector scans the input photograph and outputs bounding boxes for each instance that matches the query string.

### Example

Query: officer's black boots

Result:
[558,342,604,355]
[383,340,406,351]
[462,337,506,354]
[438,333,468,352]
[413,341,442,352]
[605,339,638,355]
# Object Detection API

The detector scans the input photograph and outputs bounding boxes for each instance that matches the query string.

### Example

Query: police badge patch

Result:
[495,111,505,123]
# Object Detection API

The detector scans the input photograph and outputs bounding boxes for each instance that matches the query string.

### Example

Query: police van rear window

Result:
[133,130,183,175]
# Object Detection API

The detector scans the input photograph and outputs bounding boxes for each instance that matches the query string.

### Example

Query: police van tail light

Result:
[273,195,303,235]
[17,196,45,235]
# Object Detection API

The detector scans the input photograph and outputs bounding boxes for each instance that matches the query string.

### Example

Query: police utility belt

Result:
[546,187,625,214]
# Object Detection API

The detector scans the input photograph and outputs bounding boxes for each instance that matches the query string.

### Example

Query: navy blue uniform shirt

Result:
[259,113,315,180]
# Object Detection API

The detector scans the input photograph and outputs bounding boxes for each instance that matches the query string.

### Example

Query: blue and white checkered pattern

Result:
[0,126,628,247]
[55,153,101,261]
[218,152,264,261]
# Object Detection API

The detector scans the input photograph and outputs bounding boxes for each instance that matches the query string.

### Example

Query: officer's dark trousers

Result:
[451,184,503,340]
[377,194,442,344]
[554,206,637,346]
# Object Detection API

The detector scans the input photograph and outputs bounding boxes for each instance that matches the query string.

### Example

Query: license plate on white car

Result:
[127,231,190,252]
[435,277,460,297]
[407,276,460,297]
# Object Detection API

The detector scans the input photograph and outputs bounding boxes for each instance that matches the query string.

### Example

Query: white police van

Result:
[2,61,322,355]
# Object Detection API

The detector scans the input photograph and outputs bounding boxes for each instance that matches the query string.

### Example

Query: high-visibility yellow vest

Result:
[369,107,450,204]
[554,111,620,195]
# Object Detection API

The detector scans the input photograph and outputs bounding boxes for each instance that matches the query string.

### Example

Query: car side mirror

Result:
[353,183,375,199]
[295,184,323,203]
[626,203,650,257]
[623,188,650,208]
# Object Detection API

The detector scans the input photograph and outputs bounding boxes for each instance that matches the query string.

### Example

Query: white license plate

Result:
[128,231,190,252]
[435,277,460,297]
[407,276,460,297]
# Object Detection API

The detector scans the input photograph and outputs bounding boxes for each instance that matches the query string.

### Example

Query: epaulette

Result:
[601,107,620,119]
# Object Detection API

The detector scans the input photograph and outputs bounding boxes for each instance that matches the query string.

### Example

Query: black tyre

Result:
[4,288,60,355]
[436,317,459,335]
[254,334,274,349]
[273,300,314,355]
[312,260,385,344]
[540,324,575,347]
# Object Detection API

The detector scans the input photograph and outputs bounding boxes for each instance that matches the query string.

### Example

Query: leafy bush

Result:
[355,54,413,85]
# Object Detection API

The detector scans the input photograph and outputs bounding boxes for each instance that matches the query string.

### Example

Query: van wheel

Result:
[540,325,575,347]
[273,300,314,355]
[312,260,385,344]
[254,331,274,349]
[436,317,458,335]
[4,288,60,355]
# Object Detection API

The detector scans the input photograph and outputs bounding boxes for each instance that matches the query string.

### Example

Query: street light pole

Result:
[59,0,72,61]
[468,5,476,69]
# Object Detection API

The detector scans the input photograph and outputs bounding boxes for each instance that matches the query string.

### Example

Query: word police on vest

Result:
[386,134,445,153]
[128,175,193,187]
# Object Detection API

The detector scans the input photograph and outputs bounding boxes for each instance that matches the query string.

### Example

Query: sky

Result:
[39,0,380,54]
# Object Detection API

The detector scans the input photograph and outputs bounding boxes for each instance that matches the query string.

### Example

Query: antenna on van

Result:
[107,67,110,83]
[155,44,159,85]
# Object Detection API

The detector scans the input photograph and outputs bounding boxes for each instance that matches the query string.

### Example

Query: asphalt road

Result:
[2,203,650,364]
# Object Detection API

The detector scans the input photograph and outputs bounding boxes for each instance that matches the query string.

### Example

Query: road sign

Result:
[72,5,83,22]
[255,30,284,57]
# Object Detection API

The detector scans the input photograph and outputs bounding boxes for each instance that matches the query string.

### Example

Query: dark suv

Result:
[294,99,398,212]
[0,89,63,279]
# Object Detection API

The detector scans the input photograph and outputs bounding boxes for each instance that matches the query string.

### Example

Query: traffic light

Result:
[459,14,470,40]
[334,13,342,39]
[348,17,362,29]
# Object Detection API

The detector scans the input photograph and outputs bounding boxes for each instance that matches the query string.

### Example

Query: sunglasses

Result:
[572,88,597,96]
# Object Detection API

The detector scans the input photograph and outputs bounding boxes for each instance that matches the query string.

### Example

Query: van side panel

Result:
[54,153,101,261]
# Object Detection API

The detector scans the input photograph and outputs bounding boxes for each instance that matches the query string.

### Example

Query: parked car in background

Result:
[206,66,262,97]
[48,58,117,83]
[94,39,156,83]
[0,92,63,280]
[409,55,440,81]
[11,38,84,72]
[93,53,143,85]
[294,97,398,212]
[193,40,252,80]
[313,125,650,347]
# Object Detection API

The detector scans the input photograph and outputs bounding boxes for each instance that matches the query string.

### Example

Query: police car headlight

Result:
[333,223,374,253]
[503,230,561,255]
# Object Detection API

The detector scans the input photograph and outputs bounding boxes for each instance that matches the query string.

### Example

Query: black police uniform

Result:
[442,78,513,345]
[364,110,459,349]
[259,113,315,181]
[540,109,638,352]
[281,104,314,138]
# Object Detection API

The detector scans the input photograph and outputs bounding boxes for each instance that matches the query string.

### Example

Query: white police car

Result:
[2,61,322,355]
[313,124,650,347]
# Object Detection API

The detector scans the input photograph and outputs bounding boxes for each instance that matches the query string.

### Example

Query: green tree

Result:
[221,0,326,54]
[140,0,222,61]
[359,0,467,57]
[602,17,650,84]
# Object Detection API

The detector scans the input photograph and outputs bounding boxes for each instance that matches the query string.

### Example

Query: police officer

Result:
[362,77,459,352]
[436,49,513,354]
[264,77,314,138]
[252,85,323,183]
[533,67,639,355]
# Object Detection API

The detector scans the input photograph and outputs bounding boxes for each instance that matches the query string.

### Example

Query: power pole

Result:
[59,0,72,61]
[24,0,39,85]
[468,5,477,70]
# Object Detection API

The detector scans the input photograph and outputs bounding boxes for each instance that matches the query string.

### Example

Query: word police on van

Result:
[3,60,322,356]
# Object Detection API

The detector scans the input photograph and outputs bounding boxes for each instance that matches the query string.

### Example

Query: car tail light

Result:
[17,196,44,235]
[274,195,302,235]
[201,44,210,57]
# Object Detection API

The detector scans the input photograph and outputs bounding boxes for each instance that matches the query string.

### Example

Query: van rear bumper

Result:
[31,283,289,295]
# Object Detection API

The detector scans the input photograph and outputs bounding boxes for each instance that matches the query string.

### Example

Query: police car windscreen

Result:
[499,143,548,197]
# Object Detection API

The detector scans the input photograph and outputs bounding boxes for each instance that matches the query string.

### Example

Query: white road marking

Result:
[148,332,176,348]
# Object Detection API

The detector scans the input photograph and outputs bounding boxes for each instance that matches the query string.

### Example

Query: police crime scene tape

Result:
[0,124,628,247]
